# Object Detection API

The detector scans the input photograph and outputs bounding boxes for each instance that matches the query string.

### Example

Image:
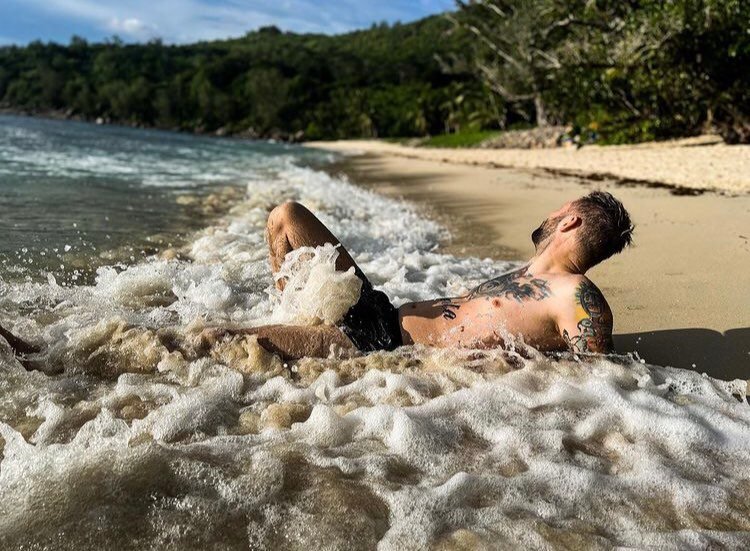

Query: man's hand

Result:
[558,279,614,354]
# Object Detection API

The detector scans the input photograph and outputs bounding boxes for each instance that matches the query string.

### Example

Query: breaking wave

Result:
[0,157,748,549]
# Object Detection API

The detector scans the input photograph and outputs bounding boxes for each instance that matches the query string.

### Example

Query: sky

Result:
[0,0,456,45]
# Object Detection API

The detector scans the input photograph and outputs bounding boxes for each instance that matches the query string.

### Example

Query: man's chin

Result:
[532,239,551,255]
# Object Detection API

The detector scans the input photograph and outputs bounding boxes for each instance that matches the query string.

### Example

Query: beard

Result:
[531,216,560,250]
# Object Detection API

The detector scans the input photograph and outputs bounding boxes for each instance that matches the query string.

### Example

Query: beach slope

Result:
[311,140,750,379]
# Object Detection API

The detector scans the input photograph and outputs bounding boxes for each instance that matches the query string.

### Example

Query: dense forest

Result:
[0,17,479,140]
[453,0,750,144]
[0,0,748,143]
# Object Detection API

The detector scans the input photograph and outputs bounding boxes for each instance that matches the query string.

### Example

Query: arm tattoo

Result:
[467,268,551,302]
[563,280,613,354]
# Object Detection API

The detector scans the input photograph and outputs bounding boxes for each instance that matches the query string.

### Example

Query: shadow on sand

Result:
[614,327,749,381]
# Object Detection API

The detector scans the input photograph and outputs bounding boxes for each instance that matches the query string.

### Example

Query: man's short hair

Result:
[573,191,634,267]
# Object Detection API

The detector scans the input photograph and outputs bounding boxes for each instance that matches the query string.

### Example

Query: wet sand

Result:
[313,144,750,380]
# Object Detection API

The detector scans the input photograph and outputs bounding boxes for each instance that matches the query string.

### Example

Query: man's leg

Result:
[200,324,356,361]
[265,201,361,290]
[198,200,364,361]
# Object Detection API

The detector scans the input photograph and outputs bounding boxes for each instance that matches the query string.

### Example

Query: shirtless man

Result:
[201,190,633,359]
[0,191,633,362]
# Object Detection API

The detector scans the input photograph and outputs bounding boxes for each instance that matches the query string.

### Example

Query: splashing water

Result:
[271,244,363,326]
[0,124,749,550]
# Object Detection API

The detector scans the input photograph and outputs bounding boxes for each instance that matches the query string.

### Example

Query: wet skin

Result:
[0,202,616,366]
[257,201,617,357]
[398,267,614,353]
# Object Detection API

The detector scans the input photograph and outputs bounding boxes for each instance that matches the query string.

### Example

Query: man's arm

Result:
[200,324,356,361]
[557,279,614,354]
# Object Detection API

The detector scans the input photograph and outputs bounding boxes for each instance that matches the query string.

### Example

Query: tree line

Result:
[0,18,481,140]
[0,1,747,144]
[451,0,750,143]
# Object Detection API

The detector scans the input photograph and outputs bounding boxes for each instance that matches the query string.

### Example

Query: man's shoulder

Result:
[547,273,594,294]
[548,274,612,313]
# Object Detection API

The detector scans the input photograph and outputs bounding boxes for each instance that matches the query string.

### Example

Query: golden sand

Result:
[310,141,750,379]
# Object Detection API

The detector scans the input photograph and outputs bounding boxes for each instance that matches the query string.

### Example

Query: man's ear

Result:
[558,214,582,233]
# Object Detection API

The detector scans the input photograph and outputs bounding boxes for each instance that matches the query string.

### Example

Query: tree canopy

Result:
[452,0,750,143]
[0,17,482,140]
[1,1,748,143]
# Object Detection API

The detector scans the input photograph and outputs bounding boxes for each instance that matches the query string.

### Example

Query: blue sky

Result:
[0,0,455,45]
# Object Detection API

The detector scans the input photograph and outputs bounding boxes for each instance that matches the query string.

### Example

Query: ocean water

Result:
[0,117,749,550]
[0,114,326,283]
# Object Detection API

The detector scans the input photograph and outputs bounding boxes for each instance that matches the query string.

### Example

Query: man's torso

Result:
[398,268,585,351]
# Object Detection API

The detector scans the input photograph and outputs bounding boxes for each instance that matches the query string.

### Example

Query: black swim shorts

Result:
[338,267,403,353]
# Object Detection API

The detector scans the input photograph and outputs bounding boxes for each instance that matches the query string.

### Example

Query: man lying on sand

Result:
[200,190,633,359]
[1,191,633,363]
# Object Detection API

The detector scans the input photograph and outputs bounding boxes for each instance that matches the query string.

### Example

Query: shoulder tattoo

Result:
[467,268,551,302]
[563,280,613,354]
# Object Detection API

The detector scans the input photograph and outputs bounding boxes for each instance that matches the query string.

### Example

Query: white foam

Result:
[0,158,748,549]
[271,244,362,325]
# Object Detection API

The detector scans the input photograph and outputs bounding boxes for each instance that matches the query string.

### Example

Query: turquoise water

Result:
[0,115,328,281]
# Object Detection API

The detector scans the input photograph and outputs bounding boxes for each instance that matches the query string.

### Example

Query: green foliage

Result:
[1,1,748,143]
[0,17,482,140]
[454,0,750,143]
[421,130,501,147]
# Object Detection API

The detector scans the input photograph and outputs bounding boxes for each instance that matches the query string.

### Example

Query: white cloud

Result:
[16,0,453,43]
[106,17,158,39]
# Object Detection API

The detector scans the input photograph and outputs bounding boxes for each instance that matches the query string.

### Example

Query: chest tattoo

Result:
[467,269,551,302]
[437,298,461,320]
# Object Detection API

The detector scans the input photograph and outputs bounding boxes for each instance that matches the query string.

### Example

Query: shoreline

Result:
[323,155,520,261]
[0,109,304,142]
[316,145,750,380]
[2,129,748,548]
[312,139,750,195]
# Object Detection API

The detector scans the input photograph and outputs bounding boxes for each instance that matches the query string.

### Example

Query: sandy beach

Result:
[314,138,750,195]
[311,140,750,380]
[5,3,750,546]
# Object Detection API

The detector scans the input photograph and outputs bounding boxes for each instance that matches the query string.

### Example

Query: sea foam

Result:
[0,159,748,549]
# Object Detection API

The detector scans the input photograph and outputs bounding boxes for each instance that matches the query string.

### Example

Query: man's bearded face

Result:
[531,215,562,250]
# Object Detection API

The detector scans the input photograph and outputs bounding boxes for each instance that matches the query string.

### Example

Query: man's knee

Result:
[268,201,306,230]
